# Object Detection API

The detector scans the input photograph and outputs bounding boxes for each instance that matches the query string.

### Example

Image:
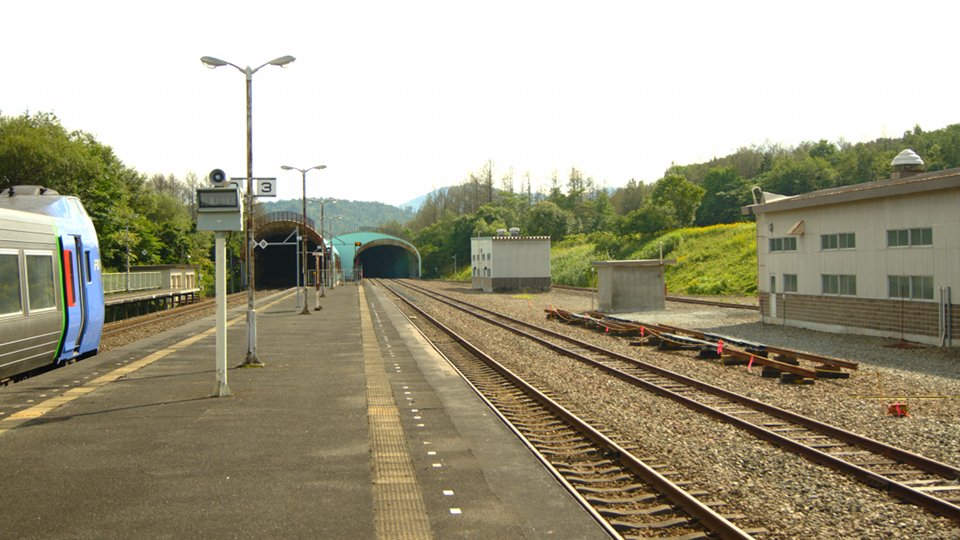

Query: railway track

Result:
[377,279,760,539]
[102,297,214,338]
[552,284,760,311]
[385,279,960,523]
[101,291,255,339]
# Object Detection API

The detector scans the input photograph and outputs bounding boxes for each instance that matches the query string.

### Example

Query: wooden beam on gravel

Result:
[549,308,818,380]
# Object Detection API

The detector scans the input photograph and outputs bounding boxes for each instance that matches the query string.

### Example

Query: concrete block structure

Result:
[471,229,551,292]
[592,259,674,313]
[743,149,958,346]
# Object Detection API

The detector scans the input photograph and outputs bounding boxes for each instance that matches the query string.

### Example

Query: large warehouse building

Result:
[743,149,957,346]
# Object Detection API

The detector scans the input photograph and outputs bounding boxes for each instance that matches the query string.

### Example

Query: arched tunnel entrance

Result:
[253,212,326,289]
[256,239,317,288]
[337,232,421,280]
[356,244,417,278]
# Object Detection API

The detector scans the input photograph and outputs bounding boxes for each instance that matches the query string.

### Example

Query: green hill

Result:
[260,198,414,235]
[551,222,757,295]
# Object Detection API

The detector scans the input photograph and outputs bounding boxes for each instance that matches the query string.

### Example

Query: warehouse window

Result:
[769,237,797,252]
[783,274,798,293]
[0,251,23,315]
[887,227,932,247]
[822,274,856,296]
[888,275,934,300]
[821,232,855,250]
[840,275,857,295]
[25,252,57,311]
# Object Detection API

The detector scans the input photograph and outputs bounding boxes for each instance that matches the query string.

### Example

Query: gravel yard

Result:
[396,280,960,539]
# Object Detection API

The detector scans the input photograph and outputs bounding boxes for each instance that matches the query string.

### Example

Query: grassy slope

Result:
[550,222,758,295]
[655,223,757,295]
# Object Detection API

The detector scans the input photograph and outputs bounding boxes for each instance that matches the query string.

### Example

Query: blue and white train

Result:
[0,186,104,382]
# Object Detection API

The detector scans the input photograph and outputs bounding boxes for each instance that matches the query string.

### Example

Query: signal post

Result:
[196,169,244,397]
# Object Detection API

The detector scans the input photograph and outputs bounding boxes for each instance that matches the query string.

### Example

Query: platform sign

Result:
[227,178,246,192]
[227,177,276,197]
[256,178,276,197]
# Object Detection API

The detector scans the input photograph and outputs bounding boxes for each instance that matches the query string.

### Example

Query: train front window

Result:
[25,252,56,311]
[0,252,22,315]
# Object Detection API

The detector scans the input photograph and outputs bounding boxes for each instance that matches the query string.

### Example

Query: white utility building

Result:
[471,228,551,292]
[743,149,957,346]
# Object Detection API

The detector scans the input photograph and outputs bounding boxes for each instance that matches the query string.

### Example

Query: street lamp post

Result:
[281,164,326,314]
[125,221,131,292]
[201,54,295,366]
[323,215,341,291]
[316,199,337,295]
[318,213,341,294]
[124,212,138,292]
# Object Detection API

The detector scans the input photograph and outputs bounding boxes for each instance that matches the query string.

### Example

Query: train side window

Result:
[0,251,23,315]
[85,250,92,282]
[25,251,57,311]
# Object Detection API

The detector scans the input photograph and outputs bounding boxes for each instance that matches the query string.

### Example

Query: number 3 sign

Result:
[256,178,277,197]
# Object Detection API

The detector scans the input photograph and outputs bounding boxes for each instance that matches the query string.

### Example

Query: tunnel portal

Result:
[252,212,330,289]
[256,240,317,289]
[356,245,416,278]
[249,227,421,286]
[336,232,421,281]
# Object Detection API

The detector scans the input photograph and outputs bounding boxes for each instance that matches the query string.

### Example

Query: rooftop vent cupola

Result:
[891,149,924,179]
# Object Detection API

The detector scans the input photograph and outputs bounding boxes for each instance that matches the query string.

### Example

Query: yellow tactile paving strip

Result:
[360,285,432,540]
[0,293,293,437]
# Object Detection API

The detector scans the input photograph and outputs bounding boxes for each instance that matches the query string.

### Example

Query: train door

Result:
[59,246,79,358]
[72,236,87,345]
[58,237,87,359]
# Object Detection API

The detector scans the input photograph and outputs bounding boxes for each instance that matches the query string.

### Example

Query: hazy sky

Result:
[3,1,957,206]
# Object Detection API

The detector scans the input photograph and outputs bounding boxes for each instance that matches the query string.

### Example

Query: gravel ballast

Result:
[391,280,960,539]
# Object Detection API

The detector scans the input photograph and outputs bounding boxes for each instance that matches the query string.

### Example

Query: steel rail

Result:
[391,279,960,522]
[377,279,755,540]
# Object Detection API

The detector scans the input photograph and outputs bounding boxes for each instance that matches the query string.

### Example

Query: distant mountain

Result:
[399,187,454,211]
[259,198,415,236]
[399,194,427,211]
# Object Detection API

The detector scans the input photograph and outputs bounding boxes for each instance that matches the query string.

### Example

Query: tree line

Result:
[0,112,224,291]
[406,124,960,277]
[3,110,958,286]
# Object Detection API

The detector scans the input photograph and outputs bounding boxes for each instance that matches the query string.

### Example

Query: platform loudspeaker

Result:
[209,168,227,187]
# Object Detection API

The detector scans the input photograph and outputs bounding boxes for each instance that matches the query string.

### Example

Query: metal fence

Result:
[103,272,162,294]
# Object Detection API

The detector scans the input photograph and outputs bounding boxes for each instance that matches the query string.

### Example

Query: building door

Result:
[769,274,777,318]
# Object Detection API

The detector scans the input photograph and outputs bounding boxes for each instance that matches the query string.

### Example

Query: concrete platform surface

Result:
[0,283,608,539]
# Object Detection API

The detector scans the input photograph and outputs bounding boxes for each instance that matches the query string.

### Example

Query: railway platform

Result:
[0,283,608,539]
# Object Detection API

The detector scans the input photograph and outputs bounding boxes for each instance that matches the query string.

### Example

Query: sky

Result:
[3,1,958,207]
